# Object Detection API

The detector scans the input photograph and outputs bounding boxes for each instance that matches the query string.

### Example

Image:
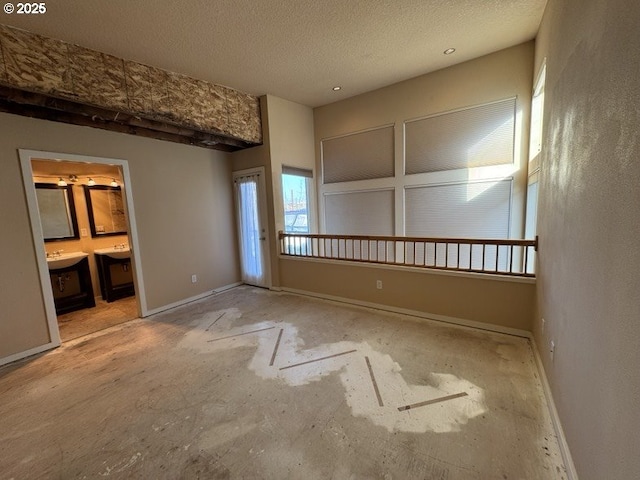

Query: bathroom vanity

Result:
[47,253,96,315]
[94,247,135,302]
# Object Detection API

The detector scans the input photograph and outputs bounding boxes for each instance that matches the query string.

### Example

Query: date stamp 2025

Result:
[4,2,47,15]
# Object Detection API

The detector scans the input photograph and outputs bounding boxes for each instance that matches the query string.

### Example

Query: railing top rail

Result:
[278,231,537,248]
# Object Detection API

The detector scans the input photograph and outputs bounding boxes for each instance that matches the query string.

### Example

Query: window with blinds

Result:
[405,180,512,239]
[324,189,394,235]
[322,126,394,184]
[405,98,516,175]
[318,97,524,250]
[405,180,512,270]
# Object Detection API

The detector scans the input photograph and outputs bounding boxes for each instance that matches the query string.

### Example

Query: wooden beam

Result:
[0,86,253,152]
[0,24,262,149]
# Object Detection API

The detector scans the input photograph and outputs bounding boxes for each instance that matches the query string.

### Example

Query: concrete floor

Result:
[0,286,566,479]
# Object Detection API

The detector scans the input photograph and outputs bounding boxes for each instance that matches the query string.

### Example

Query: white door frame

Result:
[18,149,147,354]
[232,166,272,288]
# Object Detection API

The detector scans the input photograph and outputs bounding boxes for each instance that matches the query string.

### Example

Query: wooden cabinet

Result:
[49,257,96,315]
[95,253,135,302]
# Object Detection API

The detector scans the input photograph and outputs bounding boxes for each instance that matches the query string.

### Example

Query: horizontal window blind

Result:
[325,189,394,235]
[405,180,512,271]
[322,126,394,183]
[282,166,313,178]
[405,179,512,239]
[405,98,515,174]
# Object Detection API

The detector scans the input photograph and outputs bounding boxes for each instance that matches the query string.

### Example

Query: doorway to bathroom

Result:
[20,150,146,344]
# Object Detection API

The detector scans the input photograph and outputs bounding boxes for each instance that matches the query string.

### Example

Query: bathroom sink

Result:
[94,246,131,259]
[47,252,89,270]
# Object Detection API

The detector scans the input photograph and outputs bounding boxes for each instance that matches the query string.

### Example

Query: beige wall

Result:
[534,1,640,478]
[0,112,240,361]
[280,42,537,333]
[280,258,534,333]
[266,95,316,235]
[231,95,315,288]
[314,42,534,240]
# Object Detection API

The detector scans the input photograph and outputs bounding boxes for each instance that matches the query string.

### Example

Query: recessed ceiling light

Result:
[444,48,456,55]
[332,86,342,91]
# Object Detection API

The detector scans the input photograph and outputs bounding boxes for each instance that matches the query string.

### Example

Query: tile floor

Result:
[57,296,138,342]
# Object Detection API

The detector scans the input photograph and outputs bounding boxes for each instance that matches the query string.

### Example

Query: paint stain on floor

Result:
[178,308,486,433]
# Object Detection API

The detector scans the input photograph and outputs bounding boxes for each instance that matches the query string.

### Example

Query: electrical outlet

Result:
[191,274,198,283]
[550,340,555,361]
[376,280,382,289]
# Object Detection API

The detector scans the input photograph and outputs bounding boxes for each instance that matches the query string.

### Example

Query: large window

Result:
[529,64,546,165]
[525,64,545,237]
[282,166,313,233]
[320,98,519,243]
[403,98,516,241]
[524,64,546,273]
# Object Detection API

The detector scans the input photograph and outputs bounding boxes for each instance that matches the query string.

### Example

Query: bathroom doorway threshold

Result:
[19,149,148,357]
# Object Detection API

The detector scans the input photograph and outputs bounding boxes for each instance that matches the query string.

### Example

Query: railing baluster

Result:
[445,243,449,268]
[509,244,514,273]
[277,232,535,277]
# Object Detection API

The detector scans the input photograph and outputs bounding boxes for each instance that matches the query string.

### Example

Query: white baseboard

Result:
[531,339,578,480]
[280,286,576,476]
[0,341,59,368]
[280,287,531,338]
[145,282,242,316]
[214,282,242,294]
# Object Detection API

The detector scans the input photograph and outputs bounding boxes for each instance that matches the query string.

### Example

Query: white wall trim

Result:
[18,152,62,350]
[145,282,242,317]
[531,338,578,480]
[280,286,531,338]
[18,149,148,341]
[214,281,243,294]
[0,342,58,368]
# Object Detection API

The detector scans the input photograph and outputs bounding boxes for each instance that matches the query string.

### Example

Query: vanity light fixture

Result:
[87,178,96,187]
[332,86,342,91]
[110,179,118,187]
[443,48,456,55]
[57,177,67,186]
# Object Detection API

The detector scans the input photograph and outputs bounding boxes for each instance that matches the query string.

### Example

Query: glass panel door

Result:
[234,169,269,287]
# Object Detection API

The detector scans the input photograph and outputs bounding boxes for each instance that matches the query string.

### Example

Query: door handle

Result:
[259,237,266,240]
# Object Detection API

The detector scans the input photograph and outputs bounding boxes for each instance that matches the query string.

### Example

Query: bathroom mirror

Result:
[83,185,127,237]
[35,183,80,242]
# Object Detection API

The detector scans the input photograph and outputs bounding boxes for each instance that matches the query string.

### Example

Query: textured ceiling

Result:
[3,0,547,107]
